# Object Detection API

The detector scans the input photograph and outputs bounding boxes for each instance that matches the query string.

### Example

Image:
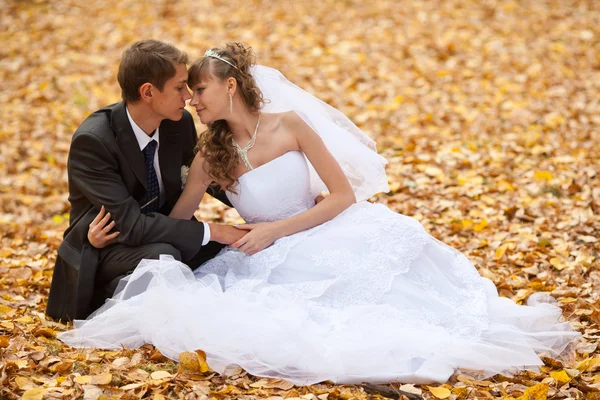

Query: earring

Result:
[229,94,233,114]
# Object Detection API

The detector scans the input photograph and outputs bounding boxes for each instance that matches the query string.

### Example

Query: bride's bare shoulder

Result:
[261,111,303,134]
[262,110,299,123]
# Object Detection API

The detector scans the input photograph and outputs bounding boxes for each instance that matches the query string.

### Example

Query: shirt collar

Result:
[126,106,160,151]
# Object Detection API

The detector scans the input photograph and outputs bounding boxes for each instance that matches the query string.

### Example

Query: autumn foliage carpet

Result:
[1,0,599,399]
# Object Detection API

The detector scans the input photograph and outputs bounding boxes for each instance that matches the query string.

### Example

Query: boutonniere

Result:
[181,165,190,188]
[181,155,195,189]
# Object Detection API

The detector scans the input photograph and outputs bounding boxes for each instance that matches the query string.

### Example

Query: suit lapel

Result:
[112,102,148,190]
[158,124,181,210]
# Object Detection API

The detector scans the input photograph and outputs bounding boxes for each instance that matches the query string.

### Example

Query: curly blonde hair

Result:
[188,42,265,192]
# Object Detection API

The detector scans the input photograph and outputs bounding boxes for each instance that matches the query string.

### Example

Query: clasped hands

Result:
[87,193,326,255]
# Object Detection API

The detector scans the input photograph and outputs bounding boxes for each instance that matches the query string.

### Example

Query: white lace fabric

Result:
[59,151,580,385]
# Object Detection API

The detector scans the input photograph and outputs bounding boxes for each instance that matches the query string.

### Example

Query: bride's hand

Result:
[230,222,281,256]
[88,205,120,248]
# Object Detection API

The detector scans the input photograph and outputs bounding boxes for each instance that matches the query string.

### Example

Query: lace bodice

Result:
[226,151,315,224]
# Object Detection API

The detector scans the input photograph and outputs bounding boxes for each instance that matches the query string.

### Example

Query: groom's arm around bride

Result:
[46,39,244,322]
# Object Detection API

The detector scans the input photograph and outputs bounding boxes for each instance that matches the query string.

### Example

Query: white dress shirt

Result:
[126,108,210,245]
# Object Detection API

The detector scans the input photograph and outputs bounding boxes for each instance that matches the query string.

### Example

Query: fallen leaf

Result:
[22,388,46,400]
[427,385,451,399]
[15,376,35,390]
[82,384,103,400]
[520,383,548,400]
[549,370,570,385]
[195,350,210,373]
[576,358,600,372]
[263,378,295,390]
[150,370,172,380]
[0,304,16,317]
[179,351,200,372]
[33,328,56,338]
[90,373,113,385]
[534,170,553,182]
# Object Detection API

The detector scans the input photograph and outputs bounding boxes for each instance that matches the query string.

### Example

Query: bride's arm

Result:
[273,112,356,235]
[232,112,356,254]
[169,152,212,220]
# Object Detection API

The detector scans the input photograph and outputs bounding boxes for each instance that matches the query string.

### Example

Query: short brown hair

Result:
[117,39,189,103]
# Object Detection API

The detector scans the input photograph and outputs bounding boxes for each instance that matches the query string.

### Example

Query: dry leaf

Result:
[520,383,548,400]
[427,386,451,399]
[195,350,210,373]
[22,388,46,400]
[577,358,600,372]
[0,304,16,317]
[82,384,103,400]
[150,371,172,380]
[15,376,35,390]
[549,370,570,385]
[179,351,200,373]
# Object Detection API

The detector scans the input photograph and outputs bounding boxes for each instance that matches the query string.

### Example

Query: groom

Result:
[46,39,245,322]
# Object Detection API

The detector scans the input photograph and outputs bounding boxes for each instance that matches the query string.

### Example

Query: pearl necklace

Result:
[232,113,260,171]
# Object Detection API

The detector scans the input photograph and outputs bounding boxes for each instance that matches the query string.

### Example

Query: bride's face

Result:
[189,75,230,124]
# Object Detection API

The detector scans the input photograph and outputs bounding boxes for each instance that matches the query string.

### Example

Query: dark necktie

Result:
[141,140,159,213]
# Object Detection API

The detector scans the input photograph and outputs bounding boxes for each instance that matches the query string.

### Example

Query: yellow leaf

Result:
[497,180,515,191]
[427,386,451,399]
[120,383,146,390]
[0,321,14,331]
[15,376,35,389]
[74,375,91,384]
[0,335,9,348]
[179,351,200,372]
[22,389,46,400]
[495,243,510,259]
[549,257,566,270]
[461,220,473,229]
[263,378,295,390]
[195,350,210,373]
[452,387,469,398]
[520,383,548,400]
[8,359,28,369]
[150,370,172,380]
[0,304,16,317]
[90,373,112,385]
[474,219,489,232]
[534,170,553,182]
[577,357,600,372]
[550,370,571,385]
[111,356,130,367]
[0,248,12,257]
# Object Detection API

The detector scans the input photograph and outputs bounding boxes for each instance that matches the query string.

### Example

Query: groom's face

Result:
[151,63,192,121]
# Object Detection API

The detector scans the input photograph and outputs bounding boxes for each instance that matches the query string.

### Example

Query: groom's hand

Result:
[88,205,120,248]
[315,191,328,204]
[208,223,247,245]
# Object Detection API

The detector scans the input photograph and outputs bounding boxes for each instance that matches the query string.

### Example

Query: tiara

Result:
[204,49,239,70]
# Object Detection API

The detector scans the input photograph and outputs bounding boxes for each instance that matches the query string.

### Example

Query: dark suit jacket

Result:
[46,102,228,322]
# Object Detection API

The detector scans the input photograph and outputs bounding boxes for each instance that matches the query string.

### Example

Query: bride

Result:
[59,42,580,385]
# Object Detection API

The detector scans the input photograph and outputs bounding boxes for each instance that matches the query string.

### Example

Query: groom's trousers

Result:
[90,240,225,311]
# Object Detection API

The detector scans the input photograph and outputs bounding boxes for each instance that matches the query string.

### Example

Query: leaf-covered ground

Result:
[1,0,599,399]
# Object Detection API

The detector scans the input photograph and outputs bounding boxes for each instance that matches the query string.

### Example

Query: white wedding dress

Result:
[59,150,579,385]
